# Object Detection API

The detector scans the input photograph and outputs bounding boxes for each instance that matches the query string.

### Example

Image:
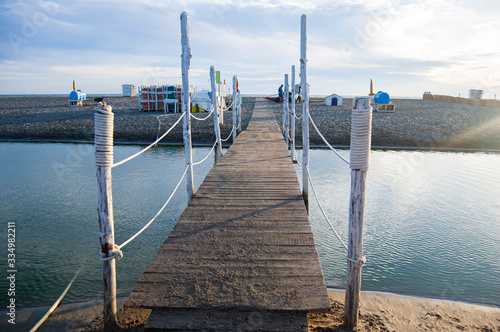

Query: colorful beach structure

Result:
[373,91,396,112]
[68,80,88,106]
[138,85,183,112]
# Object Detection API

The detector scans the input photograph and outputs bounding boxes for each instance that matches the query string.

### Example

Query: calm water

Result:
[0,142,499,310]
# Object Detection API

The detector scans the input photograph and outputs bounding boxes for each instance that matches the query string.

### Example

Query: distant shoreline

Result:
[2,138,499,154]
[1,96,499,150]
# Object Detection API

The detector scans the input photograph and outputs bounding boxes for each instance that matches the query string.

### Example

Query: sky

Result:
[1,0,499,98]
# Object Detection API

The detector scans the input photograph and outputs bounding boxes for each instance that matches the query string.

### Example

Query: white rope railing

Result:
[29,262,85,332]
[116,164,190,251]
[223,100,235,111]
[221,126,234,142]
[190,106,214,121]
[305,166,348,251]
[306,109,350,165]
[112,113,184,168]
[192,140,217,166]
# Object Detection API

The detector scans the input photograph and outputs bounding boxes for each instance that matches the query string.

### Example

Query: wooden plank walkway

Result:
[125,98,330,330]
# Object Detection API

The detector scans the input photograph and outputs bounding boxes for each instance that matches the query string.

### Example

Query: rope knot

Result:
[100,244,123,262]
[347,255,366,268]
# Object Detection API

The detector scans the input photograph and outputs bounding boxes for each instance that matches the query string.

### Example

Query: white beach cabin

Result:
[325,94,343,106]
[191,91,212,112]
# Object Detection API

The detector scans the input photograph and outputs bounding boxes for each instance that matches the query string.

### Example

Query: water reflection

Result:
[0,143,499,309]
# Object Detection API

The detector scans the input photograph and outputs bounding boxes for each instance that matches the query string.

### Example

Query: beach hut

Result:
[190,91,212,112]
[373,91,395,112]
[122,84,136,97]
[325,94,343,106]
[68,90,87,106]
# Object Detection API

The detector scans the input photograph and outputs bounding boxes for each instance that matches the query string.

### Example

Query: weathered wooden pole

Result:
[344,96,372,329]
[237,89,242,133]
[94,103,117,328]
[210,66,223,159]
[291,65,296,162]
[284,73,290,146]
[300,14,309,212]
[181,12,194,201]
[232,75,237,143]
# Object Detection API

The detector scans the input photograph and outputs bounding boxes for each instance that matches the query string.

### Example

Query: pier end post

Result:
[94,103,117,328]
[181,12,194,201]
[345,96,372,329]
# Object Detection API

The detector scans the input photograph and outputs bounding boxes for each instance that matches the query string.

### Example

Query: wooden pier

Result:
[125,98,330,331]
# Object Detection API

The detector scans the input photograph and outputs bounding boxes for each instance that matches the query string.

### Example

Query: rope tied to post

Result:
[99,244,123,261]
[94,102,114,168]
[350,97,373,171]
[346,255,366,268]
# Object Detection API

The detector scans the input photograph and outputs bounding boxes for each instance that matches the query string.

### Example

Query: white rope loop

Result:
[307,108,350,166]
[223,100,235,111]
[190,106,214,121]
[350,97,372,171]
[113,113,184,168]
[305,166,348,251]
[221,126,234,142]
[99,244,123,261]
[94,104,114,167]
[347,255,366,268]
[192,140,217,166]
[117,164,189,250]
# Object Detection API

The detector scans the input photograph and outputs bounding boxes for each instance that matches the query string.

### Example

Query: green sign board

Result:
[216,71,221,84]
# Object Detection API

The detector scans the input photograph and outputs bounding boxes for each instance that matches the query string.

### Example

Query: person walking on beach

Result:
[278,84,284,102]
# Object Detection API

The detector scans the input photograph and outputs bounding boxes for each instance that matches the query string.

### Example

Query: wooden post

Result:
[181,12,194,201]
[210,66,223,159]
[344,97,372,329]
[281,82,286,134]
[291,65,296,162]
[94,104,117,328]
[237,89,241,132]
[284,73,290,146]
[232,75,237,143]
[300,14,309,212]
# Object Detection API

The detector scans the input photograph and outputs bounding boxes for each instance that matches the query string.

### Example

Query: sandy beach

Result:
[2,290,499,331]
[1,96,499,331]
[1,96,499,150]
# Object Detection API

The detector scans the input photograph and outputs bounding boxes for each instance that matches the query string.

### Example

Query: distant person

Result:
[278,84,284,102]
[296,85,302,103]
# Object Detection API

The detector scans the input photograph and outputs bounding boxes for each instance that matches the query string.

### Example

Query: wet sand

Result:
[2,290,499,331]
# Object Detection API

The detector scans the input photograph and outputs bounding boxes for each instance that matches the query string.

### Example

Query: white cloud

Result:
[0,0,499,96]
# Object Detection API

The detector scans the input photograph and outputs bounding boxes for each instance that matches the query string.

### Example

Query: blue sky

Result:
[1,0,499,98]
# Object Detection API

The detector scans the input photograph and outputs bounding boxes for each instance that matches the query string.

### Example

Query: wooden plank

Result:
[127,284,328,311]
[125,100,330,315]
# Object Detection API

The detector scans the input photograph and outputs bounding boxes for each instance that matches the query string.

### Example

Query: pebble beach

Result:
[1,95,499,331]
[1,95,499,150]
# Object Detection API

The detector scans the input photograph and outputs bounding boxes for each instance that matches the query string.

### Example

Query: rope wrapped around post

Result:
[344,96,372,329]
[349,97,373,171]
[94,102,118,328]
[94,103,114,168]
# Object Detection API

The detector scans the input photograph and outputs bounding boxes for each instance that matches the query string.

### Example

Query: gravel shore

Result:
[272,97,500,150]
[0,96,255,146]
[1,96,499,150]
